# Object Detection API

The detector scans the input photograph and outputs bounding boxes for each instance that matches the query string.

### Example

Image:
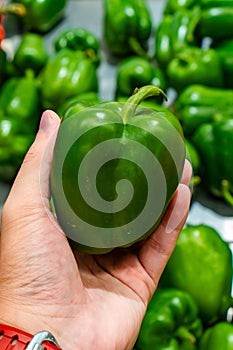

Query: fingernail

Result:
[39,110,59,131]
[165,184,191,234]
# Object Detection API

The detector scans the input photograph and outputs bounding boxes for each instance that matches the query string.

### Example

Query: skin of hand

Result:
[0,110,192,350]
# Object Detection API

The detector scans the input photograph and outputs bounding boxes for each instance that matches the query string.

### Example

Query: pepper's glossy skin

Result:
[167,47,224,91]
[38,48,99,110]
[115,56,167,102]
[155,8,201,70]
[198,7,233,41]
[103,0,152,58]
[50,86,185,254]
[13,32,48,75]
[135,288,203,350]
[0,72,40,182]
[18,0,67,32]
[192,118,233,204]
[174,84,233,135]
[199,322,233,350]
[161,225,233,325]
[213,39,233,89]
[54,28,99,54]
[164,0,197,14]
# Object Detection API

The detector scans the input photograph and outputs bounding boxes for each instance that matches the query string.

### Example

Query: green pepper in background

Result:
[155,9,201,70]
[163,0,197,14]
[213,39,233,89]
[103,0,152,59]
[57,91,103,118]
[51,85,185,254]
[15,0,67,33]
[37,48,99,110]
[0,117,34,182]
[161,224,233,325]
[198,7,233,41]
[200,0,233,7]
[199,322,233,350]
[54,28,99,54]
[185,139,201,190]
[135,288,203,350]
[13,32,48,75]
[0,71,40,182]
[115,56,167,103]
[192,118,233,205]
[174,84,233,135]
[0,70,40,126]
[0,48,6,85]
[167,47,224,92]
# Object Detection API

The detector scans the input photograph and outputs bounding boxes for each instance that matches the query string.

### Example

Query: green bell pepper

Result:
[13,32,48,75]
[200,0,233,7]
[213,39,233,89]
[115,56,167,103]
[0,48,6,84]
[57,92,103,118]
[50,85,186,254]
[54,28,99,54]
[16,0,67,32]
[0,71,40,182]
[135,288,203,350]
[198,7,233,41]
[155,9,201,70]
[37,48,99,110]
[174,84,233,135]
[192,118,233,205]
[167,47,224,91]
[103,0,152,58]
[199,322,233,350]
[164,0,197,14]
[161,224,233,325]
[0,117,34,182]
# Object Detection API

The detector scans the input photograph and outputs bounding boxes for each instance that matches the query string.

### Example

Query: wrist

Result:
[0,324,61,349]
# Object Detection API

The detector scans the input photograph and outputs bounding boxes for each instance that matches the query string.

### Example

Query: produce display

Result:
[0,0,232,348]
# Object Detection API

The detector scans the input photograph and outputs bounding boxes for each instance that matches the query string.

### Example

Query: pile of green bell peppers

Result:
[175,84,233,204]
[0,71,41,182]
[161,224,233,325]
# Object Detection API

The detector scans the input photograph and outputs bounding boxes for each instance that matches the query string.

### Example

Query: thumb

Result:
[3,110,61,215]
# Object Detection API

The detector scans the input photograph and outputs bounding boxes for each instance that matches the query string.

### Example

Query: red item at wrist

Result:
[0,324,60,349]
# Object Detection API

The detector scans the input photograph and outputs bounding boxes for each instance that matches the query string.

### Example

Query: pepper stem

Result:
[221,180,233,206]
[175,326,196,344]
[0,3,26,16]
[121,85,167,124]
[128,37,152,60]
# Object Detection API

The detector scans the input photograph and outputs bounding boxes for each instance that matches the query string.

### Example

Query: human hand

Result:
[0,110,192,350]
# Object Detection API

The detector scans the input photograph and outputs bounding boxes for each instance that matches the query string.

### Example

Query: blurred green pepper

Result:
[0,48,6,84]
[198,7,233,41]
[54,28,99,54]
[16,0,67,32]
[38,48,99,110]
[167,47,224,91]
[161,224,233,325]
[135,288,203,350]
[115,56,167,103]
[155,8,201,70]
[192,118,233,205]
[199,322,233,350]
[174,84,233,135]
[0,71,40,182]
[13,32,48,75]
[164,0,197,14]
[213,39,233,89]
[103,0,152,58]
